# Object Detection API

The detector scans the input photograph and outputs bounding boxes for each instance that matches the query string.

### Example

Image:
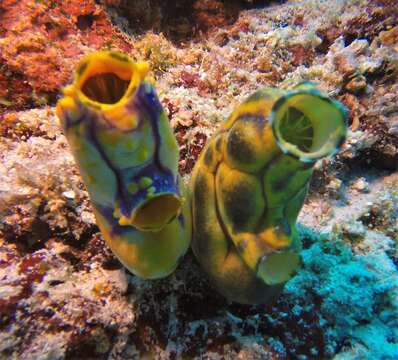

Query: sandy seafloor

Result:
[0,0,397,359]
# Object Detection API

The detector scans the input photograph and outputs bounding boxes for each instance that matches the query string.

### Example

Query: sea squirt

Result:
[190,82,348,304]
[56,51,190,279]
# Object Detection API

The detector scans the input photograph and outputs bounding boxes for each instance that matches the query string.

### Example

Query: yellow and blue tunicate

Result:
[190,82,347,304]
[56,51,190,279]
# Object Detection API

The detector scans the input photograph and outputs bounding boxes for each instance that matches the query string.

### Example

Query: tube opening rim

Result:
[74,52,144,109]
[129,192,182,232]
[270,90,348,163]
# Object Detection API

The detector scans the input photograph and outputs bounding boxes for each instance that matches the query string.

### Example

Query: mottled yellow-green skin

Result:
[57,51,190,279]
[190,85,346,304]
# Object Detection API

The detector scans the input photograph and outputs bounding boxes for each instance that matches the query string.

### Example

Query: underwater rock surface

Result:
[0,0,397,359]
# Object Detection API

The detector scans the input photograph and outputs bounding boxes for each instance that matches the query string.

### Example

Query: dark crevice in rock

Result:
[76,13,97,31]
[105,0,280,43]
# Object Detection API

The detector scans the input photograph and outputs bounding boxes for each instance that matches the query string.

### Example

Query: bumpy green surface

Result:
[190,83,347,304]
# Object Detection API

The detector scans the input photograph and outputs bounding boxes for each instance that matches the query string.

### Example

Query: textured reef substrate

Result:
[0,0,398,359]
